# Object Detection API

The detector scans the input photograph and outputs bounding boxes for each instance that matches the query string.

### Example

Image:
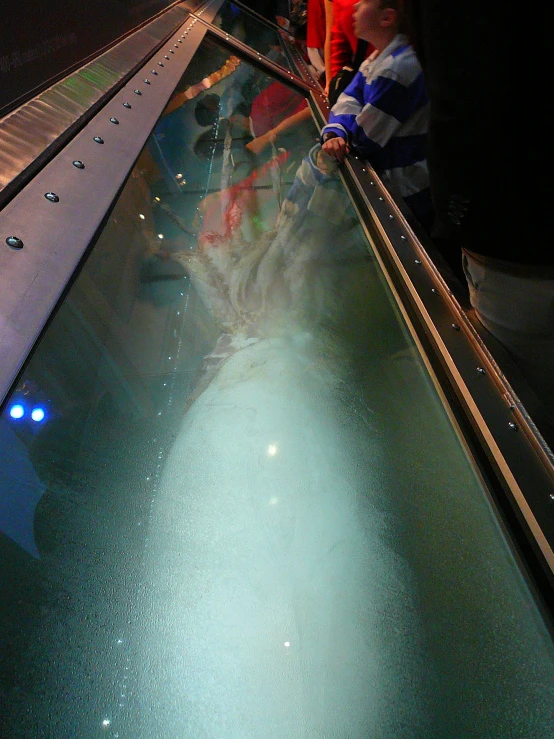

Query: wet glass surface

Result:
[211,0,295,73]
[1,37,554,739]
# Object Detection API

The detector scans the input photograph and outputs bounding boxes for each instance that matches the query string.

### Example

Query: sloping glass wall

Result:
[211,0,296,72]
[1,35,554,739]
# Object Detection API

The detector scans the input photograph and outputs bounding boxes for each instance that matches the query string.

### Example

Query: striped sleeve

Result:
[321,70,366,142]
[355,71,428,148]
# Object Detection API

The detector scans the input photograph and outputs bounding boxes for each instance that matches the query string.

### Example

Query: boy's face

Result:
[353,0,390,43]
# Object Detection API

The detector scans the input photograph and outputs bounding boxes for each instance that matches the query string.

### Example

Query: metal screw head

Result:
[158,62,164,67]
[73,160,85,168]
[123,102,131,109]
[508,421,518,431]
[134,89,141,95]
[110,117,119,124]
[477,367,486,374]
[93,136,104,144]
[6,236,23,249]
[144,78,150,84]
[414,259,421,265]
[44,192,59,202]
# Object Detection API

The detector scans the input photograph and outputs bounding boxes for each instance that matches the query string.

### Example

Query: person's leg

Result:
[462,250,554,421]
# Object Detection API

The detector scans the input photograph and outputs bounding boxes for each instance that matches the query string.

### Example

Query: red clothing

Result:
[250,83,307,137]
[307,0,326,49]
[329,0,373,78]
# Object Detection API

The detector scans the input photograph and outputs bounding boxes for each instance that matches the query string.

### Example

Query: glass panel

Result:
[2,37,554,739]
[211,0,295,73]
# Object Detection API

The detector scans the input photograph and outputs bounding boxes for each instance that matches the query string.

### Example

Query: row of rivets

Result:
[4,25,192,253]
[350,143,530,440]
[5,55,148,250]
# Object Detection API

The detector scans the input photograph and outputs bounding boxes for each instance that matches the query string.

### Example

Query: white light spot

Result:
[176,173,183,179]
[158,233,164,239]
[284,642,290,648]
[139,213,145,220]
[102,718,111,727]
[269,497,278,506]
[267,444,278,457]
[154,196,161,202]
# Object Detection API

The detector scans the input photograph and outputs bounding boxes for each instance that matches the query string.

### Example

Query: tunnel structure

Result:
[1,2,554,737]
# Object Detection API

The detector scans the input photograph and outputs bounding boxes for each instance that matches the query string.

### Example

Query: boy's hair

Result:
[380,0,407,33]
[194,94,220,126]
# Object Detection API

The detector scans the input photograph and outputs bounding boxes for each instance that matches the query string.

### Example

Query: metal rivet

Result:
[144,79,150,84]
[93,136,104,144]
[158,62,164,67]
[169,50,174,54]
[550,493,554,501]
[451,323,460,330]
[134,89,142,95]
[477,367,486,374]
[400,235,407,240]
[378,197,384,201]
[388,214,394,220]
[174,43,178,47]
[164,55,169,59]
[508,422,518,431]
[73,160,85,168]
[178,39,182,43]
[369,181,375,186]
[151,70,158,75]
[123,102,131,109]
[6,236,23,249]
[414,259,421,265]
[431,288,438,294]
[110,117,119,124]
[44,192,59,202]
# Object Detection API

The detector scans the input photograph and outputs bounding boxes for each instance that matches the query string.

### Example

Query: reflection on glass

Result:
[213,0,295,72]
[1,36,554,739]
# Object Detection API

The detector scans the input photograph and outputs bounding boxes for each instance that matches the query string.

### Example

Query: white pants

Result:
[462,250,554,421]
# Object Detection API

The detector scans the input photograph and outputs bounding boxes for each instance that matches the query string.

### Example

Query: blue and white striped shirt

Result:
[322,34,431,223]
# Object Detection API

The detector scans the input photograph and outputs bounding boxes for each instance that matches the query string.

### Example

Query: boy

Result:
[321,0,432,228]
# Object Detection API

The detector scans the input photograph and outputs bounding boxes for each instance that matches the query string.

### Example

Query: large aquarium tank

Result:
[1,20,553,739]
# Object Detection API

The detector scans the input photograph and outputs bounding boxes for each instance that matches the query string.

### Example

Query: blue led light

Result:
[9,404,25,419]
[31,407,45,422]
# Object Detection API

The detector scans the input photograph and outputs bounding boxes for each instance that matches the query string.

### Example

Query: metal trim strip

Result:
[0,16,208,411]
[0,2,195,210]
[346,152,554,581]
[305,87,554,587]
